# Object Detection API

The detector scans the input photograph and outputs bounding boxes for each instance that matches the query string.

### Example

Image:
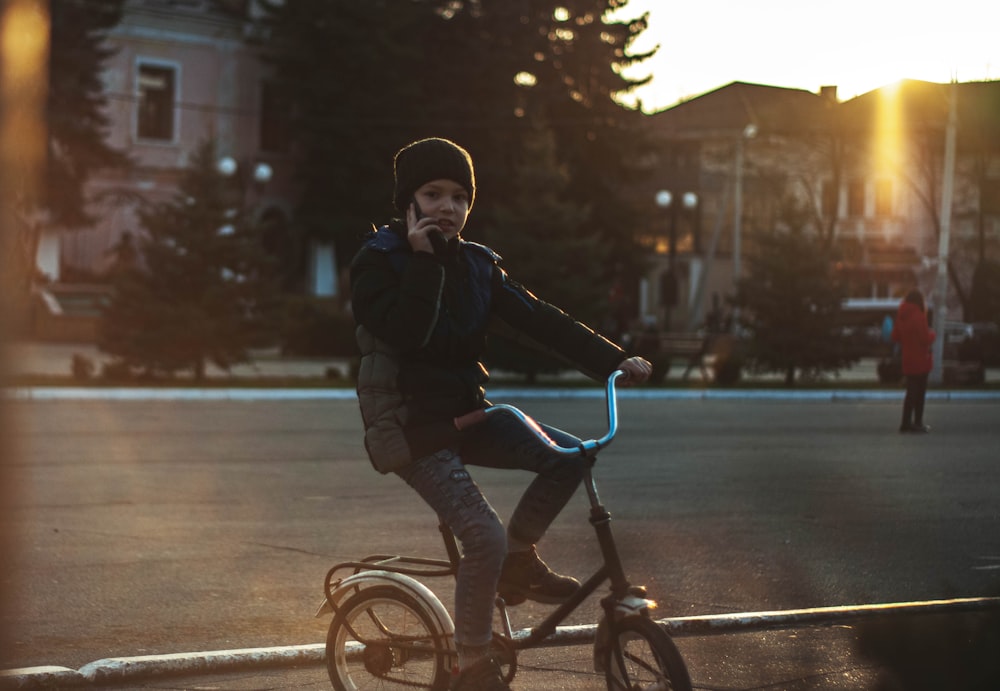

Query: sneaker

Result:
[911,423,931,433]
[450,656,509,691]
[498,546,580,605]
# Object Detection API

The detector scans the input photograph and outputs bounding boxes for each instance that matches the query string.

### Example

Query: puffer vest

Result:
[354,226,500,473]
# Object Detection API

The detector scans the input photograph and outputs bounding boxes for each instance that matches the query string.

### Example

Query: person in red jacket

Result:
[891,290,936,433]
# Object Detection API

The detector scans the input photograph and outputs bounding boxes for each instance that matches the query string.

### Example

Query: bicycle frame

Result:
[320,370,653,649]
[322,370,694,691]
[505,474,654,648]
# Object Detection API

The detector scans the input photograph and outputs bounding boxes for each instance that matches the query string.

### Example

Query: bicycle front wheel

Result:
[604,615,692,691]
[326,585,453,691]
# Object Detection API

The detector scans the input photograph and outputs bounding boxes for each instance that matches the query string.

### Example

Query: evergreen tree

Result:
[481,116,605,379]
[734,229,857,385]
[254,0,429,267]
[254,0,654,284]
[47,0,130,227]
[517,0,654,268]
[99,140,279,380]
[422,1,656,278]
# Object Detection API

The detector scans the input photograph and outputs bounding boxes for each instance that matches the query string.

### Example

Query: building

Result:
[34,3,1000,342]
[836,80,1000,306]
[636,81,834,331]
[39,0,339,305]
[637,79,1000,333]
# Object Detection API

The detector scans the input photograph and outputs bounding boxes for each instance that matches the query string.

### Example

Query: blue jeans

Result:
[395,411,585,648]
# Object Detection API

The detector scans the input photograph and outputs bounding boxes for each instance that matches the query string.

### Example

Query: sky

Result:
[609,0,999,112]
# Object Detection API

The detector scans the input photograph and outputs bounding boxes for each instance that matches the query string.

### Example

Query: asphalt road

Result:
[3,394,999,688]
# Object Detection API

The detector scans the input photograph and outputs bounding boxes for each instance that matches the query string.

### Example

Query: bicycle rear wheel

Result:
[326,585,453,691]
[604,614,691,691]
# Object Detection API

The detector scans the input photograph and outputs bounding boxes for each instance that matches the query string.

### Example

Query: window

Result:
[874,179,892,217]
[137,63,176,141]
[981,178,1000,215]
[821,180,838,217]
[259,82,290,153]
[847,179,865,217]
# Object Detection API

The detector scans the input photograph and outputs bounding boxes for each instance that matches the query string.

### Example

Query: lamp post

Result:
[930,83,957,385]
[215,156,273,240]
[216,156,272,224]
[217,156,273,193]
[655,189,698,331]
[731,123,757,335]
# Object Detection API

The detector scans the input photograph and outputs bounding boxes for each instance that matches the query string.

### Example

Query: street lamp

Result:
[655,189,673,211]
[217,156,273,187]
[216,156,238,177]
[252,161,273,185]
[930,83,957,385]
[655,189,699,330]
[217,156,273,209]
[215,156,274,237]
[731,123,757,335]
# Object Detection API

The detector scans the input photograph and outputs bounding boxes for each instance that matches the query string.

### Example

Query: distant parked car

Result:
[970,321,1000,366]
[838,298,898,358]
[877,321,987,385]
[942,322,987,385]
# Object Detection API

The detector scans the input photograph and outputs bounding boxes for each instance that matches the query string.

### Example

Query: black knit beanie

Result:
[392,138,476,212]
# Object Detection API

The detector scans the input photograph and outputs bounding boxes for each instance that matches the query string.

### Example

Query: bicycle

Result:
[317,369,692,690]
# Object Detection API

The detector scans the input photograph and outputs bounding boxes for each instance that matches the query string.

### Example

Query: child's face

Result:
[413,179,470,239]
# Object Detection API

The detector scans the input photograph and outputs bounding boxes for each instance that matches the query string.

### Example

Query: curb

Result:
[5,386,1000,402]
[2,387,358,401]
[0,644,325,689]
[487,388,1000,401]
[5,597,998,688]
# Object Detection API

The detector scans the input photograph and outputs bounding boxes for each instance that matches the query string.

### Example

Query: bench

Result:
[633,330,713,382]
[659,332,712,381]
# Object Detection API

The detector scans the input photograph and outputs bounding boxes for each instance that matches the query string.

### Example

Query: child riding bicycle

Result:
[350,137,651,690]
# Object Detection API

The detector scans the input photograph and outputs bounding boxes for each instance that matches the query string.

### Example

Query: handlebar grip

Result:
[454,408,489,431]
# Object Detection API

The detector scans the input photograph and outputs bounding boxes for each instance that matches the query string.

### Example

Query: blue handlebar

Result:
[474,369,625,458]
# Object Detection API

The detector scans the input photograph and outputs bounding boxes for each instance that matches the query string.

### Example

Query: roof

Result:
[645,81,831,139]
[839,79,1000,140]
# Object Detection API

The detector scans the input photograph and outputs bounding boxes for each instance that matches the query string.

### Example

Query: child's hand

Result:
[617,357,652,386]
[406,203,440,254]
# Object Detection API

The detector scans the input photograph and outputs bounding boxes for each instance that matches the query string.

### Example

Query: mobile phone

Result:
[412,197,448,254]
[411,197,425,221]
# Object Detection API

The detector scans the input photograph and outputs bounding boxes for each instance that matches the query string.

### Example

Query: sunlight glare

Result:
[0,0,49,174]
[874,80,904,174]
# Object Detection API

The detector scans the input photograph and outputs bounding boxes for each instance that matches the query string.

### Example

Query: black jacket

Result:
[351,222,624,472]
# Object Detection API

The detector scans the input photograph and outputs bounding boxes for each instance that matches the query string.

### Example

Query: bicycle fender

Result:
[315,570,455,645]
[616,592,656,617]
[593,593,659,673]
